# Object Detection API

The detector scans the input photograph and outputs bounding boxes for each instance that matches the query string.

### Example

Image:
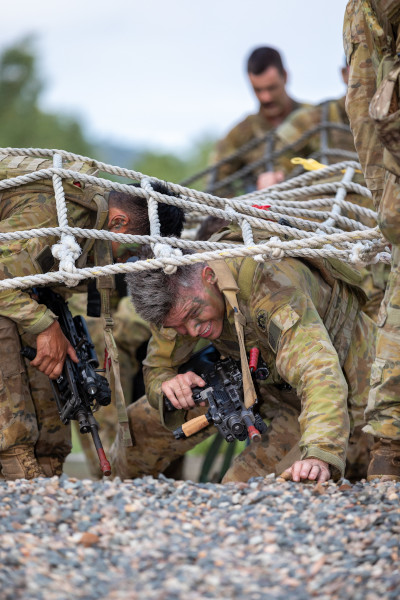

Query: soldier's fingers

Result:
[175,382,195,409]
[307,465,320,480]
[48,361,64,380]
[161,383,183,409]
[32,354,51,373]
[67,344,79,364]
[291,461,303,482]
[183,372,205,388]
[300,464,314,480]
[317,467,330,483]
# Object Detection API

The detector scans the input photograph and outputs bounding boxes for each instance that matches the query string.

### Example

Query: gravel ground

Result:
[0,474,399,600]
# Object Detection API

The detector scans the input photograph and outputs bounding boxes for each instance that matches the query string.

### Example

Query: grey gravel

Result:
[0,474,399,599]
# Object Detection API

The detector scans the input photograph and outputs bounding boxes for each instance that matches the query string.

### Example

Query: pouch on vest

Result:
[370,57,400,176]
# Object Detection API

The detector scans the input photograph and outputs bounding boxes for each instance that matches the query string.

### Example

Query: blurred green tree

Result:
[132,135,216,188]
[0,36,94,155]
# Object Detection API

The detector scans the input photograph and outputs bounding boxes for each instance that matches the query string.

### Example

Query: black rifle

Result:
[21,287,112,476]
[164,347,268,443]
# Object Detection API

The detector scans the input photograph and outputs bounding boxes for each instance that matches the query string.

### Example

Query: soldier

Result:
[210,47,312,197]
[0,153,183,480]
[258,62,355,185]
[111,251,376,484]
[254,63,388,322]
[343,0,400,481]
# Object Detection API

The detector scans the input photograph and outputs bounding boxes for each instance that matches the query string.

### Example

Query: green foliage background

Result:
[0,36,215,186]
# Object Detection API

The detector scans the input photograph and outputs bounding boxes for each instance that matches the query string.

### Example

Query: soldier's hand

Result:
[257,170,284,190]
[281,458,330,483]
[31,320,78,379]
[161,371,206,410]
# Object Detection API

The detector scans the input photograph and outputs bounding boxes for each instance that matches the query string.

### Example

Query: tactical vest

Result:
[209,226,366,366]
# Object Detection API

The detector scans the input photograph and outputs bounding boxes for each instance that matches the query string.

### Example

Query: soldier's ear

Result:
[202,266,217,285]
[108,207,129,232]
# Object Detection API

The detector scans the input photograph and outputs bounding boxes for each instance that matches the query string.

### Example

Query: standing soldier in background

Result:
[209,46,312,197]
[261,62,356,183]
[343,0,400,481]
[255,61,388,321]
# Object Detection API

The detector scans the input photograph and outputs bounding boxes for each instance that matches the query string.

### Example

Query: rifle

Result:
[21,287,112,476]
[164,347,269,443]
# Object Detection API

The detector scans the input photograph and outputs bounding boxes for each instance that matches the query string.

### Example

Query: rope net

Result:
[0,147,391,292]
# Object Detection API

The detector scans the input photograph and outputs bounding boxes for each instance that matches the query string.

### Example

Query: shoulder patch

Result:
[267,305,300,353]
[256,309,268,332]
[271,305,300,332]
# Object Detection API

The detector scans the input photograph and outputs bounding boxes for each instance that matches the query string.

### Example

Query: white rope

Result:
[0,148,390,292]
[50,154,81,286]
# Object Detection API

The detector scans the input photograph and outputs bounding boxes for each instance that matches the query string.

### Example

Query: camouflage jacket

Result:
[0,153,109,335]
[143,255,375,476]
[273,96,356,174]
[210,100,311,196]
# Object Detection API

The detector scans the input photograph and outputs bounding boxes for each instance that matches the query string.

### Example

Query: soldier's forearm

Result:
[0,287,57,334]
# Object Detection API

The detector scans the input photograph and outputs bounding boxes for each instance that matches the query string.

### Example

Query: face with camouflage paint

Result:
[108,206,143,263]
[163,266,225,339]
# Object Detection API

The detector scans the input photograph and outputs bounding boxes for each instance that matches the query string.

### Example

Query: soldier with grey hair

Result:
[112,252,376,484]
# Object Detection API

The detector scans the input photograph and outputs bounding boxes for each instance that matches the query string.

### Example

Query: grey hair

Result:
[126,260,205,327]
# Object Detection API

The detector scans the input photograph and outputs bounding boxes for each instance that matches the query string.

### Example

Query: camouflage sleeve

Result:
[252,286,350,477]
[0,192,91,334]
[0,198,60,334]
[142,326,198,412]
[273,106,322,175]
[209,120,253,196]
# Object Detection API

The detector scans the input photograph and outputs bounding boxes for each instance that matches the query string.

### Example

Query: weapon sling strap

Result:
[94,241,133,447]
[207,259,257,409]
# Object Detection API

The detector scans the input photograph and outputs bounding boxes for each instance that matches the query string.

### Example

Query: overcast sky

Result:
[3,0,349,153]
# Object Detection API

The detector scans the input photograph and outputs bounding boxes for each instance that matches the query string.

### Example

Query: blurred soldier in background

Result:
[209,46,312,197]
[343,0,400,481]
[259,62,356,185]
[254,61,388,321]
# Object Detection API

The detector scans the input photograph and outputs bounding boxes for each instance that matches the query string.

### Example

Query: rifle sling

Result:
[93,243,133,447]
[207,259,257,409]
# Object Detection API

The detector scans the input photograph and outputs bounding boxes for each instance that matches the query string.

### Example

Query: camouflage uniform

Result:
[210,101,311,197]
[344,1,400,455]
[273,97,355,174]
[111,255,376,482]
[0,153,109,478]
[271,97,388,321]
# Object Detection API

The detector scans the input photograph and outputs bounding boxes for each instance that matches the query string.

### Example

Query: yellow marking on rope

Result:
[291,157,362,174]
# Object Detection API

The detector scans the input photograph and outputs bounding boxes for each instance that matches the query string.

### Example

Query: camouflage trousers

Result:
[109,394,373,483]
[364,244,400,440]
[0,317,71,468]
[344,1,400,440]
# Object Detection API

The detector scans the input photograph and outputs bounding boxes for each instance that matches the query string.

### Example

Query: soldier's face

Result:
[249,67,288,120]
[163,268,225,340]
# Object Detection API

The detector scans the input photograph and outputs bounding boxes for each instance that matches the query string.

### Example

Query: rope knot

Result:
[349,241,370,267]
[153,242,183,275]
[51,235,81,285]
[269,237,285,261]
